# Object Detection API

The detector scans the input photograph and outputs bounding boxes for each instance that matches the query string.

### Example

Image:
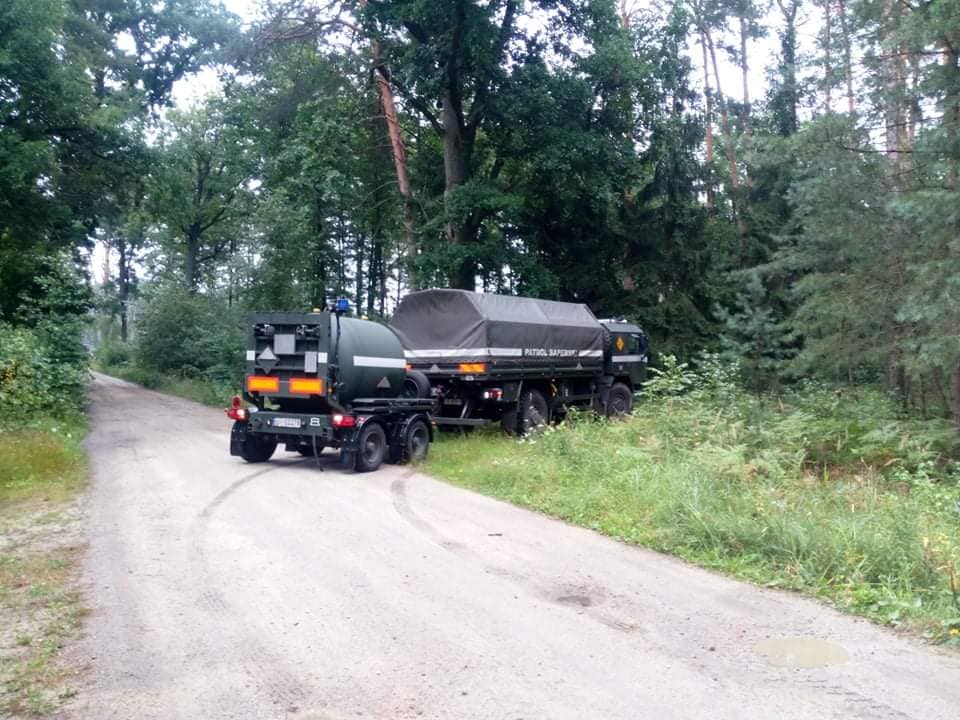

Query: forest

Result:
[4,6,960,702]
[1,0,959,414]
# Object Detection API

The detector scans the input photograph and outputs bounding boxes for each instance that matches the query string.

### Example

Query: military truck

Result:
[389,289,648,433]
[227,301,435,472]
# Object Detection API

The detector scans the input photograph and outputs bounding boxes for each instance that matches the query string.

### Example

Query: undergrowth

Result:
[427,360,960,644]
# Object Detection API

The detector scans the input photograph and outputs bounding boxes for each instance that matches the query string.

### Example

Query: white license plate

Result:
[273,417,302,429]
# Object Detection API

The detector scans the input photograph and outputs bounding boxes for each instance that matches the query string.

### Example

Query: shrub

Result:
[94,340,132,369]
[133,287,243,378]
[0,325,86,419]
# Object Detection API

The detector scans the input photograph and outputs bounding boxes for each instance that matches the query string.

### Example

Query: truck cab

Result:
[599,320,649,390]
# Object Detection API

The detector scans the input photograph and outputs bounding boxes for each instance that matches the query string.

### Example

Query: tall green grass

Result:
[0,416,87,505]
[427,387,960,643]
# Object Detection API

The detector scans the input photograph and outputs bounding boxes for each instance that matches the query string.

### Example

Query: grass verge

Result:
[426,388,960,644]
[0,416,88,715]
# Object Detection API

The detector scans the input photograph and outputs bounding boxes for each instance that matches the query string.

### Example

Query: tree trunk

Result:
[185,225,201,292]
[705,29,738,193]
[705,26,746,245]
[359,0,418,288]
[824,0,833,113]
[775,0,799,136]
[739,15,753,191]
[883,0,907,173]
[372,50,418,287]
[117,238,130,342]
[355,233,365,310]
[700,31,715,208]
[945,44,959,191]
[950,366,960,427]
[443,89,476,290]
[838,0,856,115]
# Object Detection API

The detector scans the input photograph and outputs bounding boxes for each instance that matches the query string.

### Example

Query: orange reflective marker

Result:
[457,363,487,374]
[246,375,280,393]
[289,377,324,395]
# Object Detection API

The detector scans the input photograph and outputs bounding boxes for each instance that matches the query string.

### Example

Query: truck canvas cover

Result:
[389,289,604,365]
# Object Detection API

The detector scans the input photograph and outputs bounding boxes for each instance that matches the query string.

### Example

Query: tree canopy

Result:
[4,0,960,422]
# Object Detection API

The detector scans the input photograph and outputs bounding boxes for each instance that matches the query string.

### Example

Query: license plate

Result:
[273,417,302,428]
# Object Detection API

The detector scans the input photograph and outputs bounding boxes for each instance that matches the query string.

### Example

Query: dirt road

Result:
[65,374,960,719]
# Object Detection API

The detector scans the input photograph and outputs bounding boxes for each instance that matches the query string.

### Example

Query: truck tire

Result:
[606,382,633,418]
[403,370,432,399]
[502,389,549,435]
[402,418,430,464]
[355,422,387,472]
[235,423,277,463]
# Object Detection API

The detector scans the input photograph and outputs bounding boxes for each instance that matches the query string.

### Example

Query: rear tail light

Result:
[332,414,356,428]
[246,375,279,393]
[458,363,487,374]
[289,377,324,395]
[226,395,248,421]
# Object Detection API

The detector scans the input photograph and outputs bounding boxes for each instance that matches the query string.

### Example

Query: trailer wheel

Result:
[402,370,432,399]
[355,422,387,472]
[503,389,549,435]
[606,383,633,418]
[403,419,430,464]
[235,422,277,463]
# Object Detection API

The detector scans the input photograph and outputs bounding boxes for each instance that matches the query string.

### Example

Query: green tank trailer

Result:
[227,299,434,472]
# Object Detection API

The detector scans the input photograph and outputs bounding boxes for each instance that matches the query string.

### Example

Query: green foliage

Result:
[93,341,133,369]
[0,327,62,418]
[643,354,698,397]
[718,270,795,391]
[428,380,960,641]
[132,287,243,385]
[0,254,90,419]
[0,327,87,421]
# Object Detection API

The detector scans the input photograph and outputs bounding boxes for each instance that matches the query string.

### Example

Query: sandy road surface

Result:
[63,373,960,719]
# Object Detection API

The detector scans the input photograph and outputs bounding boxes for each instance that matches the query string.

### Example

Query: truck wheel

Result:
[403,419,430,464]
[606,382,633,418]
[402,370,432,399]
[503,389,549,435]
[355,422,387,472]
[235,423,277,463]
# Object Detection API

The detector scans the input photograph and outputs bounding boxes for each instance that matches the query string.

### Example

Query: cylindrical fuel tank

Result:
[330,316,407,406]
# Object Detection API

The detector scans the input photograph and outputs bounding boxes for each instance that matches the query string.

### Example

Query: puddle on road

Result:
[753,637,850,668]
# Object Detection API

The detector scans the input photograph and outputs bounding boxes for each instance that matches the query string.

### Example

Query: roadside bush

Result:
[5,254,92,417]
[94,340,132,369]
[133,287,243,379]
[0,325,87,420]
